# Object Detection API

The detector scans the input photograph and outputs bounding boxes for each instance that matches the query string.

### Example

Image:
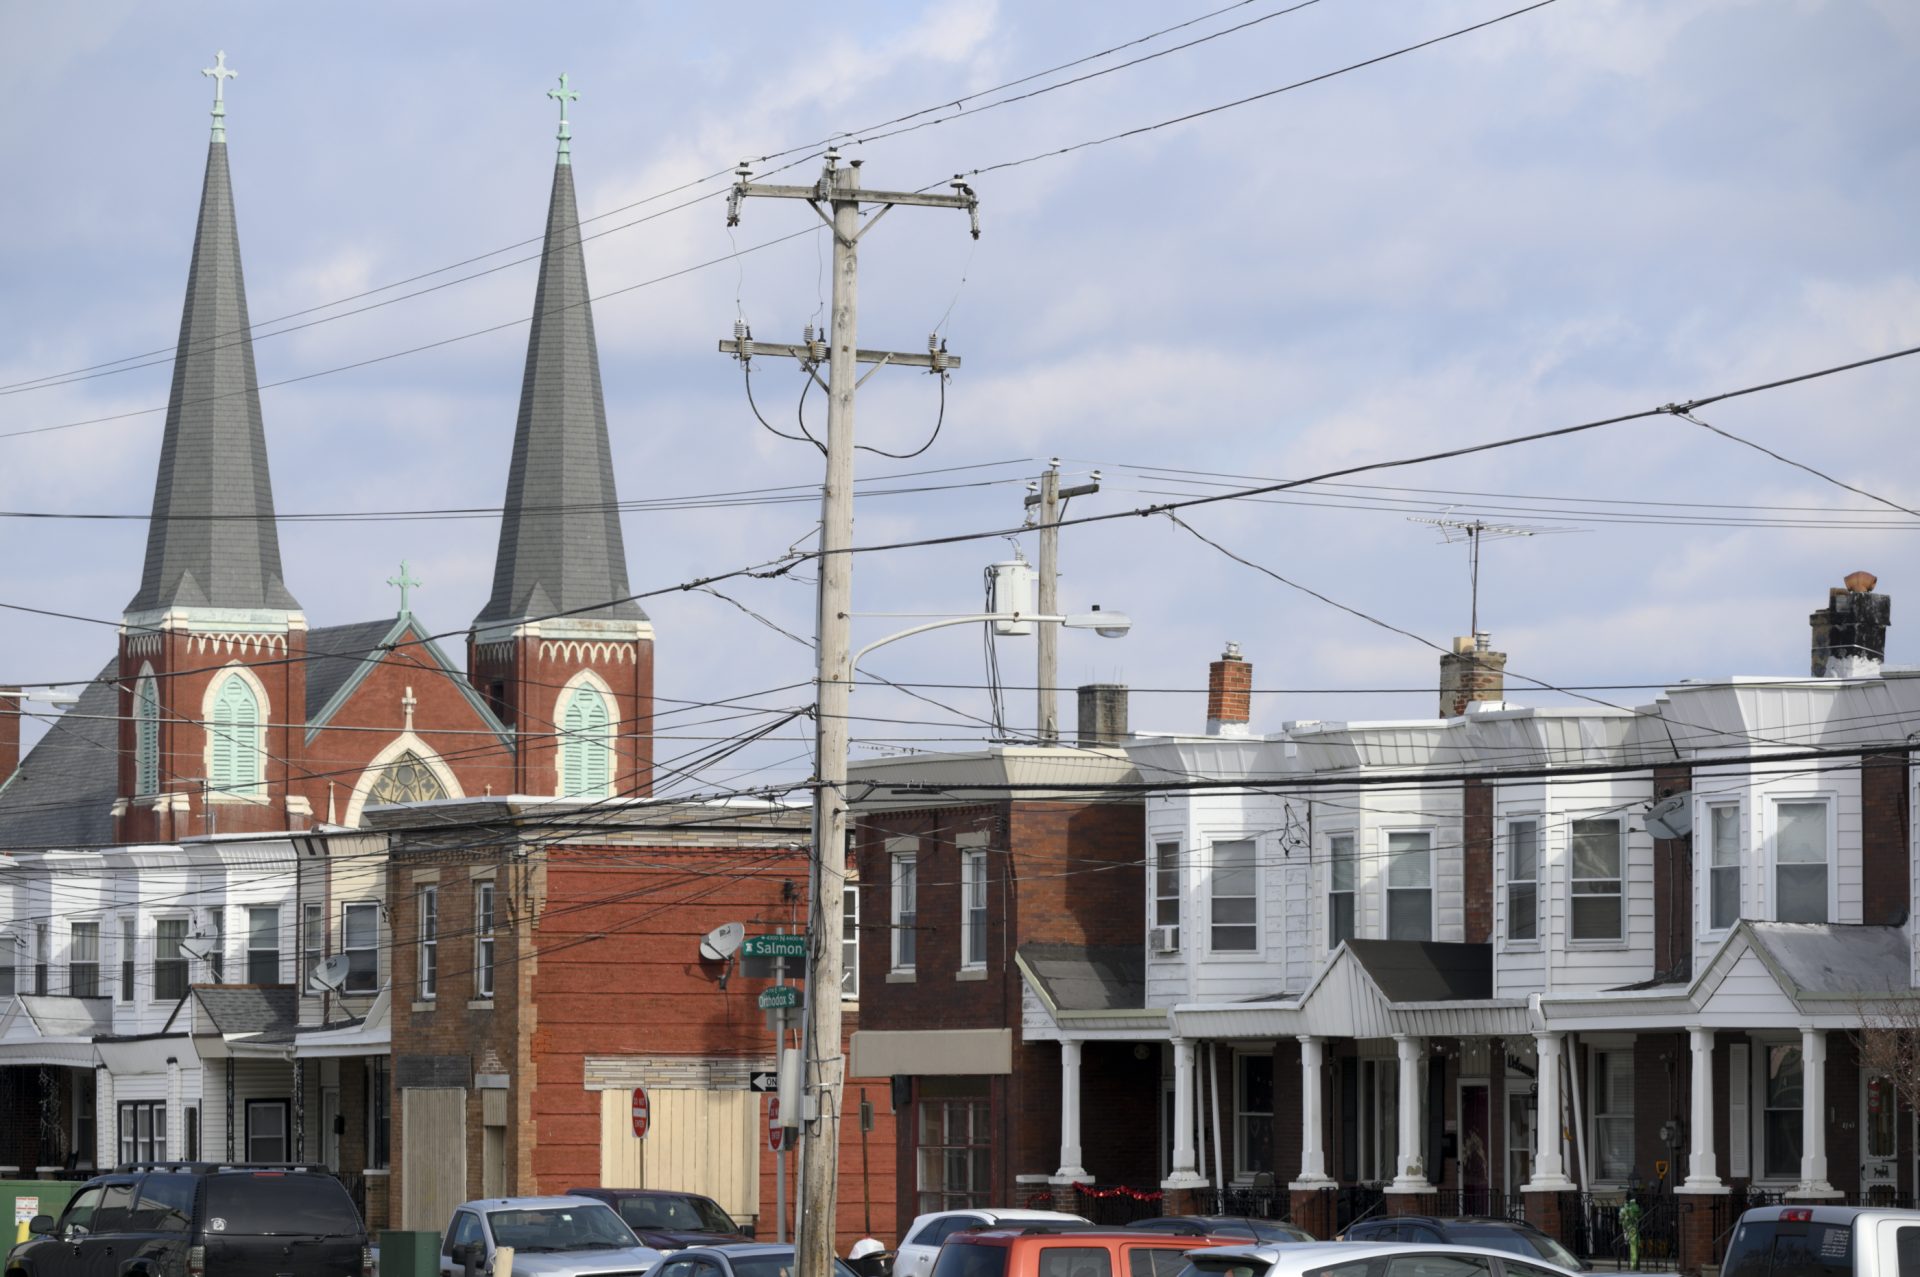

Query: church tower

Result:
[116,54,308,842]
[469,77,654,801]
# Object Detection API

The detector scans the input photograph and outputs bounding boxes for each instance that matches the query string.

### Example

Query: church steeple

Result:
[127,51,297,616]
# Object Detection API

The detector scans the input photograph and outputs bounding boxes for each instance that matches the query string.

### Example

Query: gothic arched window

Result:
[365,751,450,808]
[560,685,613,799]
[208,674,262,796]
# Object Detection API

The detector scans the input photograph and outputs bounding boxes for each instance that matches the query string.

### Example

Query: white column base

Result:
[1050,1170,1091,1185]
[1521,1176,1576,1193]
[1288,1175,1336,1191]
[1792,1184,1844,1199]
[1678,1179,1729,1195]
[1160,1172,1209,1190]
[1386,1177,1432,1194]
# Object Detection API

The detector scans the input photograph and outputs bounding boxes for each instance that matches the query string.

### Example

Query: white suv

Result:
[893,1210,1089,1277]
[1180,1241,1581,1277]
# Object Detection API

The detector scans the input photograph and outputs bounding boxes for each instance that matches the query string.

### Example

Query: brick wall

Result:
[1631,1033,1682,1189]
[1462,781,1492,944]
[1650,763,1693,979]
[1861,752,1911,926]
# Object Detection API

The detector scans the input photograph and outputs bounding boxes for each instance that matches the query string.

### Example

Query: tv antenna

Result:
[1409,515,1565,636]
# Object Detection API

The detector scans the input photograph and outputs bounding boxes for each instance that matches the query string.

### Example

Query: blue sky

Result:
[1,1,1917,784]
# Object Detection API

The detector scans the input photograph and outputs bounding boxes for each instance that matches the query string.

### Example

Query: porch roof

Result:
[190,985,299,1061]
[0,996,111,1067]
[293,988,390,1058]
[1016,945,1167,1037]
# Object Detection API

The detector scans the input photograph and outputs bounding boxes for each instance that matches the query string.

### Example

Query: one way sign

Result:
[750,1071,778,1093]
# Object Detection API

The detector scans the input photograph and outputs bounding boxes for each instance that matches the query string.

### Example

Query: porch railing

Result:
[1072,1184,1165,1226]
[1565,1192,1681,1272]
[1196,1184,1291,1222]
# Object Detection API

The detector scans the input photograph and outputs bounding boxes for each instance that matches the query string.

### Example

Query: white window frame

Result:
[153,916,189,1002]
[841,884,859,1001]
[1568,817,1626,945]
[1384,829,1434,942]
[341,901,380,994]
[118,916,135,1003]
[245,1099,290,1163]
[1327,832,1356,950]
[246,906,280,985]
[1768,796,1834,925]
[1233,1048,1276,1181]
[1208,838,1259,955]
[889,843,917,973]
[69,921,100,999]
[1589,1044,1634,1185]
[1503,818,1540,947]
[1756,1038,1805,1184]
[1152,841,1182,952]
[959,847,988,970]
[474,880,496,1001]
[1705,802,1743,934]
[418,886,438,1001]
[300,903,324,998]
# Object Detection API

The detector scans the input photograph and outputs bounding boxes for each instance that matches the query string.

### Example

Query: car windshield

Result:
[615,1194,738,1233]
[731,1254,860,1277]
[1232,1222,1309,1243]
[202,1175,362,1237]
[930,1242,1011,1277]
[1723,1220,1855,1276]
[1179,1261,1271,1277]
[487,1205,642,1252]
[1449,1225,1580,1269]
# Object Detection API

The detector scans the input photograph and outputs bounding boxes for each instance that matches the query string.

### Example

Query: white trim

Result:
[1500,814,1542,951]
[1764,792,1837,924]
[200,662,270,803]
[1381,825,1436,943]
[1206,835,1261,957]
[1565,813,1627,948]
[342,733,465,827]
[1699,800,1744,939]
[553,668,616,800]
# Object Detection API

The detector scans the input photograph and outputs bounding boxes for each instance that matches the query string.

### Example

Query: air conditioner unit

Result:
[1149,925,1180,954]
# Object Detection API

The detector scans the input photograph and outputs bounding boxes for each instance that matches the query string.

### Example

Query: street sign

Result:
[631,1087,650,1140]
[768,1097,784,1152]
[744,934,807,958]
[757,985,799,1010]
[750,1071,778,1093]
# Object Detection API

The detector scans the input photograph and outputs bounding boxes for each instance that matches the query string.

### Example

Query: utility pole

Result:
[1024,461,1099,742]
[722,151,977,1277]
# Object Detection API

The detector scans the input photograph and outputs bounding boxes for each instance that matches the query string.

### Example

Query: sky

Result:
[1,0,1917,789]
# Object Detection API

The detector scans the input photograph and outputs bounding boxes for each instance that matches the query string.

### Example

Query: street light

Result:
[851,609,1132,672]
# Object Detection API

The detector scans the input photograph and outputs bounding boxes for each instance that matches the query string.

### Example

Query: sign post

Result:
[771,1096,786,1243]
[630,1087,650,1140]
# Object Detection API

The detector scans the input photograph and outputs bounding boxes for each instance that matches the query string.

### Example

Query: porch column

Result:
[1163,1037,1205,1188]
[1388,1034,1427,1192]
[1052,1039,1089,1183]
[1797,1027,1839,1197]
[1524,1031,1573,1191]
[1680,1027,1725,1192]
[1291,1036,1333,1188]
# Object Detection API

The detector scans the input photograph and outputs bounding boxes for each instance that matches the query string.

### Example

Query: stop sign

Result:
[768,1097,784,1152]
[631,1087,650,1140]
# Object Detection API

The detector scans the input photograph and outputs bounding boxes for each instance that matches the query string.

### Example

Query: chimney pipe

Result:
[1811,571,1890,678]
[1076,684,1130,746]
[1206,643,1252,737]
[0,688,18,788]
[1439,633,1507,717]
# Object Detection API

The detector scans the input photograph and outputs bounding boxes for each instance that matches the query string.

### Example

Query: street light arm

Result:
[852,613,1029,671]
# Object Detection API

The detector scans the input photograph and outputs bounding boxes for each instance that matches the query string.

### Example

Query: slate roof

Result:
[128,140,298,614]
[1743,922,1910,998]
[0,660,121,851]
[474,160,644,628]
[193,984,299,1043]
[1343,939,1493,1003]
[304,617,404,721]
[1018,943,1147,1011]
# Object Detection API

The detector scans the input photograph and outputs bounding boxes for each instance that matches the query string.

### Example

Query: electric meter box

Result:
[987,560,1035,635]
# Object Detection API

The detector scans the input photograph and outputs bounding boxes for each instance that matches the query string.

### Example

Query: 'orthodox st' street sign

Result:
[758,985,800,1010]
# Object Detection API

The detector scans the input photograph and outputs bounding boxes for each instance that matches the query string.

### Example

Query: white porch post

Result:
[1798,1027,1839,1197]
[1052,1039,1090,1183]
[1524,1031,1573,1191]
[1680,1027,1726,1193]
[1164,1037,1205,1187]
[1388,1034,1428,1192]
[1292,1036,1333,1188]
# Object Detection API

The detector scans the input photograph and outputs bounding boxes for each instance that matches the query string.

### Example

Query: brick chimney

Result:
[1205,643,1252,737]
[1076,684,1129,746]
[0,688,18,788]
[1811,571,1890,678]
[1439,633,1507,717]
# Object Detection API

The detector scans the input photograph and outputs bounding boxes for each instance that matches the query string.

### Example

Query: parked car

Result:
[652,1243,862,1277]
[894,1211,1090,1277]
[929,1225,1241,1277]
[440,1196,664,1277]
[6,1162,370,1277]
[1126,1218,1316,1244]
[1722,1203,1920,1276]
[1178,1240,1582,1277]
[566,1188,752,1250]
[1338,1218,1582,1272]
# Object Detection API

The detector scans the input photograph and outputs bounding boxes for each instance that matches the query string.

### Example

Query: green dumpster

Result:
[0,1181,79,1249]
[378,1230,442,1277]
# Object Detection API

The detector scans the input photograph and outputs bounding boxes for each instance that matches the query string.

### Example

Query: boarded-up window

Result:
[599,1089,758,1222]
[402,1088,468,1231]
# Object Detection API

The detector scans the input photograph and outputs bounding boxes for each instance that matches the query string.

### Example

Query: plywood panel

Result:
[402,1089,467,1232]
[599,1089,758,1220]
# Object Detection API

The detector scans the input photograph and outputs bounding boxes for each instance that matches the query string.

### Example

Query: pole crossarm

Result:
[731,181,978,212]
[716,339,961,370]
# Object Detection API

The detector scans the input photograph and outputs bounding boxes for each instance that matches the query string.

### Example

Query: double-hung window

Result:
[0,931,13,999]
[342,902,379,993]
[1209,840,1257,953]
[959,848,988,969]
[1570,818,1624,942]
[1386,831,1433,941]
[70,922,100,998]
[890,845,918,972]
[301,903,324,995]
[208,909,225,983]
[1591,1049,1634,1182]
[33,924,48,996]
[1328,834,1356,948]
[153,919,188,1001]
[1506,820,1539,943]
[1774,801,1829,923]
[119,918,135,1001]
[247,907,279,985]
[842,885,859,999]
[418,887,438,1001]
[1708,805,1742,931]
[474,881,496,1000]
[1153,842,1182,951]
[118,1100,166,1163]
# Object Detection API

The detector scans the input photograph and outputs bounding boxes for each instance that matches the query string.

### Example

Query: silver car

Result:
[652,1242,864,1277]
[441,1195,666,1277]
[1179,1240,1582,1277]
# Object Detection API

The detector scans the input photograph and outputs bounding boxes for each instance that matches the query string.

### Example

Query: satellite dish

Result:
[310,953,353,993]
[178,935,213,963]
[1646,792,1692,841]
[700,922,745,962]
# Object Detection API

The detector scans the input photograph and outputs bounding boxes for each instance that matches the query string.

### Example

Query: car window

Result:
[485,1204,639,1253]
[60,1186,104,1238]
[692,1261,729,1277]
[1345,1220,1390,1240]
[92,1181,137,1233]
[1500,1262,1567,1277]
[1181,1263,1268,1277]
[728,1256,860,1277]
[133,1174,196,1233]
[614,1194,738,1233]
[1723,1220,1854,1276]
[1034,1244,1114,1277]
[1382,1256,1493,1277]
[1303,1260,1375,1277]
[445,1212,483,1254]
[932,1242,1011,1277]
[1125,1248,1191,1277]
[1897,1226,1920,1272]
[203,1175,361,1237]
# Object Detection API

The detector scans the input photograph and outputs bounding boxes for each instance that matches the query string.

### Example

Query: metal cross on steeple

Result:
[548,73,580,164]
[387,560,421,615]
[202,50,238,142]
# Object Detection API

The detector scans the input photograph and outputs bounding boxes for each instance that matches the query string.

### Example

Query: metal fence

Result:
[1196,1184,1291,1222]
[1564,1193,1681,1271]
[1073,1185,1166,1226]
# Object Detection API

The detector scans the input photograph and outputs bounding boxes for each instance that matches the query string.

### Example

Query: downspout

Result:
[1209,1041,1226,1192]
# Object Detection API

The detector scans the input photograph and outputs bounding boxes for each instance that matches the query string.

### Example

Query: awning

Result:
[0,997,111,1069]
[295,988,390,1059]
[851,1028,1012,1076]
[95,1036,185,1076]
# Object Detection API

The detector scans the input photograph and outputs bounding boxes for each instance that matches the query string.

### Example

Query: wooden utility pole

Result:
[1024,461,1099,742]
[721,151,976,1277]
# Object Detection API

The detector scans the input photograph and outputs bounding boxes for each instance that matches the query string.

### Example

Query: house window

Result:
[208,673,263,796]
[119,918,135,1002]
[1386,831,1433,942]
[1235,1052,1276,1178]
[559,684,613,798]
[118,1100,166,1164]
[365,751,448,807]
[301,903,324,996]
[134,670,160,797]
[1328,833,1356,949]
[842,885,859,1000]
[1209,839,1257,953]
[342,902,379,993]
[246,1100,289,1162]
[32,924,48,996]
[1774,801,1829,923]
[1506,820,1539,943]
[0,933,13,998]
[1591,1049,1634,1182]
[1763,1044,1804,1179]
[1153,841,1182,951]
[960,848,988,969]
[184,1107,200,1161]
[1709,805,1741,931]
[208,908,225,982]
[1570,818,1624,942]
[418,887,438,1001]
[916,1087,990,1212]
[474,881,496,1000]
[247,907,279,985]
[70,922,100,998]
[369,1057,391,1169]
[153,919,187,1001]
[890,850,917,971]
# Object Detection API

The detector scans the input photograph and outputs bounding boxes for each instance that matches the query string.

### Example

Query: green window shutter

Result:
[135,674,160,796]
[561,686,611,798]
[210,676,261,796]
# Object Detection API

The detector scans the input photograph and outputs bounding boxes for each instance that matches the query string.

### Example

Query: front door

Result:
[1506,1083,1536,1195]
[1459,1081,1490,1212]
[1862,1069,1899,1199]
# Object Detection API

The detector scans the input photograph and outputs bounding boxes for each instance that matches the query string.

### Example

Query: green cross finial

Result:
[387,560,421,615]
[548,73,580,164]
[202,50,238,142]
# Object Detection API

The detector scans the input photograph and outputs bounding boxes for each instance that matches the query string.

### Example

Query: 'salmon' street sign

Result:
[743,934,807,958]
